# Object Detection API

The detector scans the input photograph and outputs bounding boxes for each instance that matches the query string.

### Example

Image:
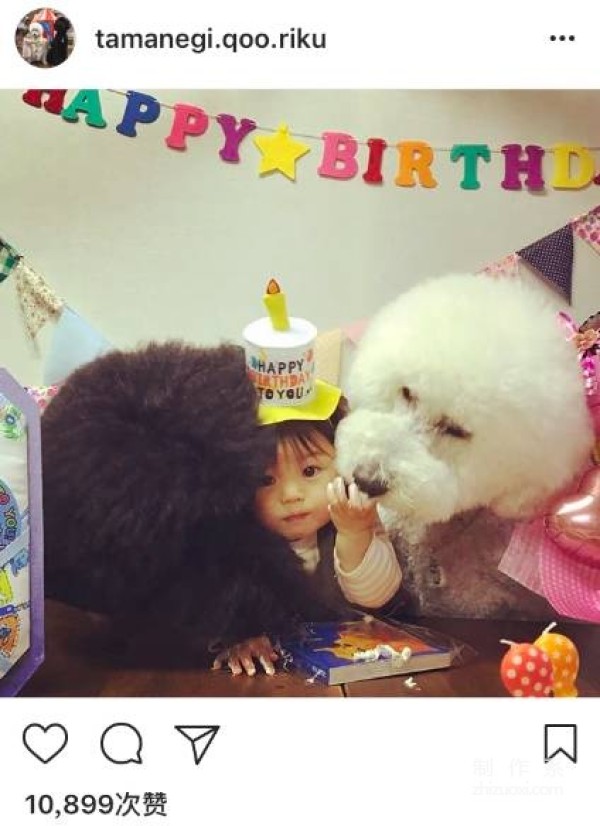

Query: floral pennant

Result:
[571,205,600,255]
[480,252,520,278]
[15,261,64,340]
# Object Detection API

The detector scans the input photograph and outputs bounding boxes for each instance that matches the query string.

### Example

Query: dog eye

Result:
[435,416,471,440]
[400,386,417,405]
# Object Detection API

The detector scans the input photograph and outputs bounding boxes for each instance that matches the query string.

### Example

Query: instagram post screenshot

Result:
[1,0,599,820]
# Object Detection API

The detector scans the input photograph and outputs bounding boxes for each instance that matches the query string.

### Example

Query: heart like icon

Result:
[23,723,69,764]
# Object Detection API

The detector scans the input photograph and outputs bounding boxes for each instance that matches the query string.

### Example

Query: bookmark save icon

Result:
[175,725,219,766]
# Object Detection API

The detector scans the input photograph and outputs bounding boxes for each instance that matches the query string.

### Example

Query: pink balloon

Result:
[545,467,600,567]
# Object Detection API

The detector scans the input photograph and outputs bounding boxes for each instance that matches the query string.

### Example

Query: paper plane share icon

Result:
[175,725,220,766]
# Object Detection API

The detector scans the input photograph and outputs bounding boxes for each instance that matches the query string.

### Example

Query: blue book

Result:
[279,617,455,685]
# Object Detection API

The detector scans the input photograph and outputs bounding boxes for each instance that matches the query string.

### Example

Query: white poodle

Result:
[336,273,593,539]
[21,22,48,65]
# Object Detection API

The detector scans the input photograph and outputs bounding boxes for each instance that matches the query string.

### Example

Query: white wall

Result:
[1,89,599,386]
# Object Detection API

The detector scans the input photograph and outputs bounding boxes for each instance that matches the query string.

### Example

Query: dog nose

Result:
[353,464,389,498]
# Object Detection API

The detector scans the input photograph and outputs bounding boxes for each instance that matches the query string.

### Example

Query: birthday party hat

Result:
[243,279,341,425]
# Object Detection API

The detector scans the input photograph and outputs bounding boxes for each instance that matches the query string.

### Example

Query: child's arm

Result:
[328,477,402,608]
[212,635,278,676]
[328,477,379,570]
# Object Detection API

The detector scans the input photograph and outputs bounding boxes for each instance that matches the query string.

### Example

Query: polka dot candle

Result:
[534,623,580,698]
[500,641,554,697]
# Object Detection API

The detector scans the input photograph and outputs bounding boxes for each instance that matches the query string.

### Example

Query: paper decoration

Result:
[15,262,63,340]
[43,305,113,385]
[0,237,21,284]
[394,141,437,188]
[0,369,44,696]
[116,91,160,138]
[263,278,290,331]
[243,280,341,424]
[362,138,387,185]
[572,205,600,255]
[314,328,343,385]
[243,304,316,408]
[25,384,61,414]
[61,89,107,129]
[318,132,359,180]
[18,89,600,194]
[518,225,574,301]
[501,144,545,190]
[551,143,595,189]
[22,89,67,115]
[165,104,209,151]
[481,252,520,278]
[450,144,491,190]
[254,123,311,181]
[217,114,257,162]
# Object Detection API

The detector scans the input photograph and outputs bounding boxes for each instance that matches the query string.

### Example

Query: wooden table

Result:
[20,600,600,697]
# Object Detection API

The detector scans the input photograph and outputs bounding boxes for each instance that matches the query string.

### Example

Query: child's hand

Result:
[327,476,377,537]
[212,635,278,677]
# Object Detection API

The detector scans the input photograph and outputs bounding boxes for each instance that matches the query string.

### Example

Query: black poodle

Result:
[41,342,341,665]
[46,17,70,67]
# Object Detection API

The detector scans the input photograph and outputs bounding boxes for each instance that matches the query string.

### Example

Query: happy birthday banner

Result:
[22,89,600,190]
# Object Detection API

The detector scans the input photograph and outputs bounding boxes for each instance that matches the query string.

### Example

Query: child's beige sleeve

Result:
[333,532,402,608]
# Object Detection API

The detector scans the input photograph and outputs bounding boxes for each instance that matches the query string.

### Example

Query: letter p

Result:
[116,91,161,138]
[165,104,210,151]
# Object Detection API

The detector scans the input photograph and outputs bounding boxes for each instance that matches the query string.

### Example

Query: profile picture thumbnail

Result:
[15,8,75,68]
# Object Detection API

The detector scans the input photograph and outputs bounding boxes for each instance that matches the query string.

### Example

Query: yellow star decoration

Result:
[254,123,311,181]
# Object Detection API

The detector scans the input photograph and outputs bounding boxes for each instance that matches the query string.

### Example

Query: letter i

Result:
[363,138,387,184]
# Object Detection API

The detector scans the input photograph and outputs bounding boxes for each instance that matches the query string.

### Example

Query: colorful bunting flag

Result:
[518,224,574,302]
[14,261,64,340]
[43,305,113,385]
[572,205,600,256]
[315,328,343,385]
[480,252,520,279]
[343,318,368,345]
[0,237,22,284]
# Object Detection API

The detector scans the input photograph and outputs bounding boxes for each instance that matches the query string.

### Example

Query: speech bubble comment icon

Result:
[100,723,144,765]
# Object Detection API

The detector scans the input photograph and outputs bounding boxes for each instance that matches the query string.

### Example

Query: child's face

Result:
[255,432,338,542]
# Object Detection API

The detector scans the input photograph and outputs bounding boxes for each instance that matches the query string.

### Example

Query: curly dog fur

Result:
[42,342,339,664]
[336,274,593,532]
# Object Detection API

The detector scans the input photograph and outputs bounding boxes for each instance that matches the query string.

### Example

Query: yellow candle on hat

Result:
[263,278,290,332]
